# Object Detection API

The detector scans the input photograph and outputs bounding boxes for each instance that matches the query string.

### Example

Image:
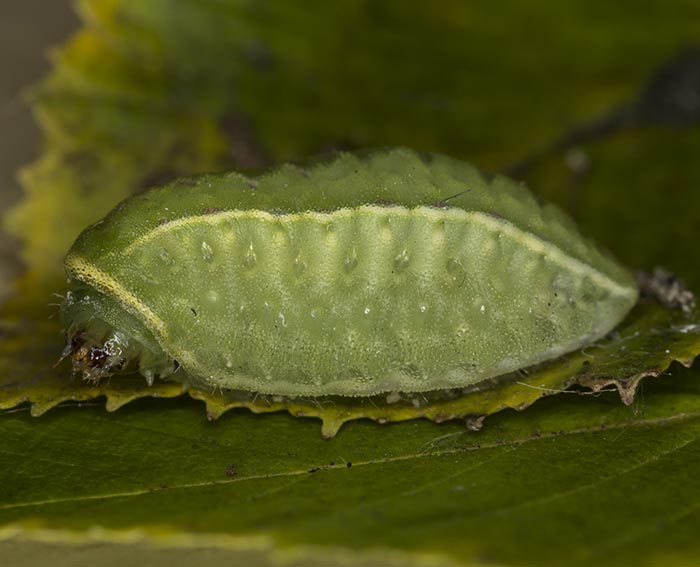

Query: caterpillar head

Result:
[60,286,178,386]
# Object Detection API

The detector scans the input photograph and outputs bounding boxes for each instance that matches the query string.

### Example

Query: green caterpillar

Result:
[61,148,638,397]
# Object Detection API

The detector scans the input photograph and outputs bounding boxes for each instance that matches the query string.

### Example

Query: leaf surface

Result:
[3,1,700,565]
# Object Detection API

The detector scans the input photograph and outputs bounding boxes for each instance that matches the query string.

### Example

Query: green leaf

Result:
[4,0,700,565]
[3,360,700,566]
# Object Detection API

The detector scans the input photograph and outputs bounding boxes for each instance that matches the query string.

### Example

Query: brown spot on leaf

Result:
[465,414,486,431]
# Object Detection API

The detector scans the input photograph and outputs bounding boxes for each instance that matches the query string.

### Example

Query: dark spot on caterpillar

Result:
[190,308,198,316]
[308,467,321,473]
[203,207,223,215]
[156,218,170,226]
[224,464,238,478]
[346,462,352,468]
[430,201,451,209]
[374,199,395,207]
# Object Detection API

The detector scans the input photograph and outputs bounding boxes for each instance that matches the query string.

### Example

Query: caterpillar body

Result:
[61,148,638,397]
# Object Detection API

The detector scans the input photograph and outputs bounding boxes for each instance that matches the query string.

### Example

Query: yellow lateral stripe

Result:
[122,205,636,299]
[64,254,168,338]
[64,254,204,372]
